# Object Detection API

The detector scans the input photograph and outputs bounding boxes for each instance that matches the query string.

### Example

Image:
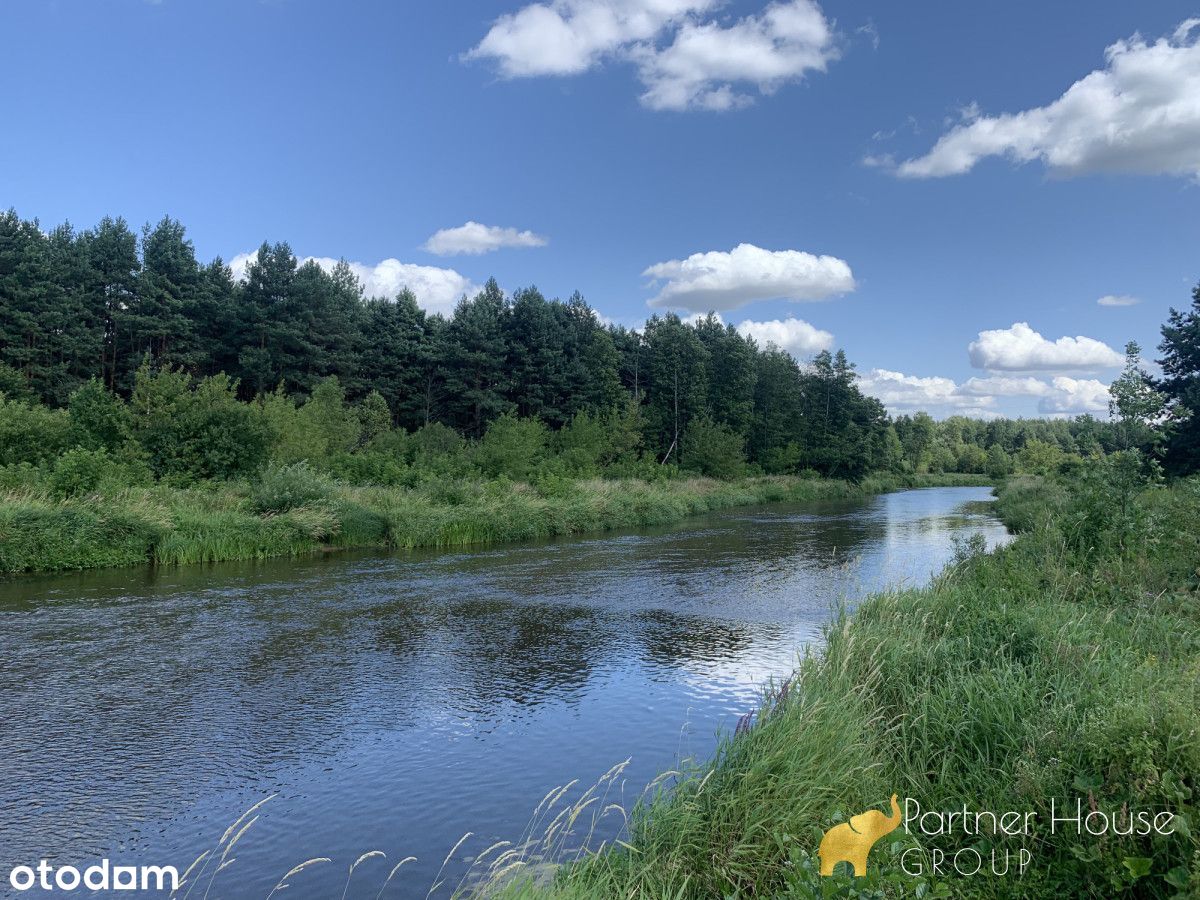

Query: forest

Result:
[1,208,1169,491]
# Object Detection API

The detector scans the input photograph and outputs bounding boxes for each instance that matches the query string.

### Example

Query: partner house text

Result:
[903,797,1177,837]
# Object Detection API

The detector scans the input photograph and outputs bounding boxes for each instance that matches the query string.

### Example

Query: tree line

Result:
[3,208,1197,482]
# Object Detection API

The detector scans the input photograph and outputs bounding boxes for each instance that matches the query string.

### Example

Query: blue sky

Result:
[2,0,1198,418]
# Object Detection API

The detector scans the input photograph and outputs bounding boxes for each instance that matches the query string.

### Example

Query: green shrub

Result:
[68,379,131,451]
[48,447,113,497]
[323,450,410,487]
[0,397,72,465]
[355,390,392,447]
[681,417,747,479]
[297,376,361,459]
[131,367,271,481]
[249,462,333,514]
[476,413,548,479]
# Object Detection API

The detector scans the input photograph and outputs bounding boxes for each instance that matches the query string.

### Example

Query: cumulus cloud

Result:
[644,243,854,312]
[734,316,833,357]
[859,368,1112,420]
[423,221,547,256]
[959,375,1051,397]
[968,322,1123,373]
[1038,376,1111,415]
[857,368,999,418]
[897,19,1200,179]
[228,252,477,316]
[634,0,839,111]
[1097,294,1141,307]
[466,0,713,76]
[467,0,838,111]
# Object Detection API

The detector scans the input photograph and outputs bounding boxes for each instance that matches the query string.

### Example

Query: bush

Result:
[45,446,152,498]
[68,379,131,451]
[48,447,113,497]
[681,417,747,479]
[298,376,361,459]
[132,367,271,481]
[249,462,333,514]
[0,397,72,465]
[356,391,392,447]
[409,421,463,459]
[476,413,548,480]
[323,450,410,487]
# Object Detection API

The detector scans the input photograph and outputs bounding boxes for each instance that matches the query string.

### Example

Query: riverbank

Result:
[0,471,987,575]
[489,466,1199,898]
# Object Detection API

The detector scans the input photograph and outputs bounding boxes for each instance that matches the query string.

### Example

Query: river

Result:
[0,486,1008,898]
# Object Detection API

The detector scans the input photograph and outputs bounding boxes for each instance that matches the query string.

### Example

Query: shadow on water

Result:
[0,486,1009,897]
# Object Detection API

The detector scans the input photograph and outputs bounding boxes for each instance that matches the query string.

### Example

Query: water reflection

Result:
[0,486,1008,898]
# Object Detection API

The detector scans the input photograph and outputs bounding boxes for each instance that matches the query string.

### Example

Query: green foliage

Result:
[954,442,988,474]
[68,379,131,450]
[681,417,747,479]
[1157,282,1200,475]
[248,462,333,515]
[1056,450,1162,555]
[45,446,149,498]
[0,395,72,464]
[258,387,308,463]
[356,390,392,446]
[130,366,270,481]
[1016,438,1067,475]
[0,500,161,572]
[554,409,608,475]
[476,412,549,479]
[0,362,32,400]
[324,450,410,487]
[985,443,1012,479]
[47,447,112,498]
[298,376,361,458]
[1108,341,1167,453]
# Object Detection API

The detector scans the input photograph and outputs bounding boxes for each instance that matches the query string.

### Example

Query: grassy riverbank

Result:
[0,471,985,575]
[488,462,1199,899]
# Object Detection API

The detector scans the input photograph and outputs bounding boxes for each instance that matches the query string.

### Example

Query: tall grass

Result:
[0,472,984,575]
[480,472,1200,899]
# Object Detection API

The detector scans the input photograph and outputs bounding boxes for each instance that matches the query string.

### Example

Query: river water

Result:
[0,486,1008,898]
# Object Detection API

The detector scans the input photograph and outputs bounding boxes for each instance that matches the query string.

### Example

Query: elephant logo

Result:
[818,794,902,877]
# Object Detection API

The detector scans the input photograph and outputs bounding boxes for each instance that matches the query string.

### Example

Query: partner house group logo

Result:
[818,794,1179,879]
[5,860,179,893]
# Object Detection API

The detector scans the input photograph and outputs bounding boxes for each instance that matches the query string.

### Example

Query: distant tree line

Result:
[3,209,1196,482]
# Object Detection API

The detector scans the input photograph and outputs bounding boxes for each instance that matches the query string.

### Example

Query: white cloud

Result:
[858,368,999,418]
[1038,376,1111,415]
[633,0,839,111]
[466,0,713,77]
[644,243,854,312]
[959,375,1051,397]
[423,221,547,256]
[897,19,1200,179]
[735,316,833,357]
[467,0,838,112]
[228,252,477,316]
[858,366,1113,420]
[1097,294,1141,307]
[968,322,1123,373]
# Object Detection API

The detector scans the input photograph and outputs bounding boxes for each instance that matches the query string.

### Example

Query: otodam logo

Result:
[818,793,901,877]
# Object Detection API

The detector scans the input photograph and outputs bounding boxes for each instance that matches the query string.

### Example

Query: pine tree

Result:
[1157,283,1200,474]
[442,278,511,438]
